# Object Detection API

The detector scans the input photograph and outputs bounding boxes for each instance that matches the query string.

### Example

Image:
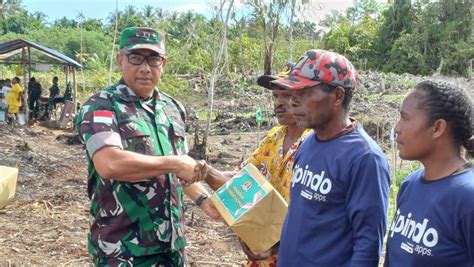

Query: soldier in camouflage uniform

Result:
[40,76,61,121]
[76,27,217,266]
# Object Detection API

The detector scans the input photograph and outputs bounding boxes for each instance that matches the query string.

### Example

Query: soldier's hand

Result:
[175,156,207,185]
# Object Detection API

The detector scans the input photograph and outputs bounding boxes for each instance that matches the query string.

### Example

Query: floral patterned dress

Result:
[239,125,312,267]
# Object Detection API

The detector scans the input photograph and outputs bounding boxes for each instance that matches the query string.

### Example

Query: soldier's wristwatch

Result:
[195,193,209,207]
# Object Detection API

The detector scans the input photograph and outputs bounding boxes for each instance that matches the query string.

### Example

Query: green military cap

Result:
[119,27,166,56]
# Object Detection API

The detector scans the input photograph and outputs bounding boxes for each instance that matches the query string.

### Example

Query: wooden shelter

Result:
[0,39,83,120]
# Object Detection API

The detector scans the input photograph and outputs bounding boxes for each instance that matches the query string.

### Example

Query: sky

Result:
[21,0,355,24]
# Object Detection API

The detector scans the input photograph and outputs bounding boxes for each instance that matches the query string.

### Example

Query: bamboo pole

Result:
[390,127,397,216]
[21,47,28,125]
[73,67,77,114]
[27,47,32,80]
[27,46,32,122]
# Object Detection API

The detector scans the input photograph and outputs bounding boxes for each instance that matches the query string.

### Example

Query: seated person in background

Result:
[50,76,60,99]
[40,76,63,120]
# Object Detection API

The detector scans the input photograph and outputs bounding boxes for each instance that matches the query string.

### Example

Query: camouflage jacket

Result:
[50,83,60,98]
[76,81,188,258]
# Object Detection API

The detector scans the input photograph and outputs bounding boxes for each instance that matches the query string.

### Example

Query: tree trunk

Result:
[288,0,296,62]
[435,58,444,76]
[203,0,235,151]
[239,38,243,73]
[468,59,473,81]
[264,49,272,75]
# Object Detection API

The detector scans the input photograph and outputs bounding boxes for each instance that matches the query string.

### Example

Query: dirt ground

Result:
[0,74,471,266]
[0,121,260,266]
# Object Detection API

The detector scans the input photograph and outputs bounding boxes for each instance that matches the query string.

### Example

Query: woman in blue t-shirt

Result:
[385,80,474,266]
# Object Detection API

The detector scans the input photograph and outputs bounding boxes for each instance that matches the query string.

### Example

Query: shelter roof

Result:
[0,39,82,68]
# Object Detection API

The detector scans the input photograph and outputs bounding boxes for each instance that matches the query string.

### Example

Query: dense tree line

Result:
[0,0,472,77]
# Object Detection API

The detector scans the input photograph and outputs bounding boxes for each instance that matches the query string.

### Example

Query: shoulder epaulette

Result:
[159,91,187,123]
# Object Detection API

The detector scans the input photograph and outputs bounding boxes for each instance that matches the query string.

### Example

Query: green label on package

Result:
[215,167,268,221]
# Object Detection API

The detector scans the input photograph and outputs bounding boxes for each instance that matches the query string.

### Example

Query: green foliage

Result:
[0,0,471,81]
[395,161,420,186]
[228,33,262,73]
[53,17,78,28]
[377,0,472,76]
[322,18,352,54]
[443,39,474,77]
[346,0,384,23]
[322,16,381,69]
[81,18,104,32]
[105,5,148,33]
[159,74,189,98]
[196,110,217,121]
[81,69,120,93]
[320,0,472,77]
[383,33,427,74]
[0,31,23,43]
[381,94,405,103]
[0,10,44,34]
[164,12,213,74]
[378,0,414,48]
[388,161,421,223]
[24,27,113,70]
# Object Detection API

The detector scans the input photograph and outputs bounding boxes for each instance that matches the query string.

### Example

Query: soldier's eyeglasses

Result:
[124,53,164,67]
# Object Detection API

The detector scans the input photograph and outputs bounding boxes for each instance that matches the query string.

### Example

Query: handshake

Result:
[173,155,230,189]
[174,155,208,186]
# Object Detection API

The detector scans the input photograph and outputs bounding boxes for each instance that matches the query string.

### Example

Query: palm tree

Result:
[124,5,138,20]
[32,11,48,24]
[155,7,165,22]
[142,4,155,27]
[121,5,144,29]
[53,17,77,28]
[76,11,86,25]
[0,0,23,19]
[247,0,291,74]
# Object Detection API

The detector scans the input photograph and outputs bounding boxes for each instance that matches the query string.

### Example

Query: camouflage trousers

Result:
[92,250,186,267]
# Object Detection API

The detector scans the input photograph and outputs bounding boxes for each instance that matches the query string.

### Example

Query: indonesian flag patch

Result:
[93,110,113,124]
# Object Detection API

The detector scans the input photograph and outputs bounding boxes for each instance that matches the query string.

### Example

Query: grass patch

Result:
[382,94,405,103]
[387,161,421,224]
[366,94,405,103]
[367,94,380,101]
[234,111,255,118]
[197,110,217,121]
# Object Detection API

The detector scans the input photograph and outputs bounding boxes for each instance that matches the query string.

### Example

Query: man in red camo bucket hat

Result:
[272,49,391,266]
[258,49,357,91]
[204,62,312,267]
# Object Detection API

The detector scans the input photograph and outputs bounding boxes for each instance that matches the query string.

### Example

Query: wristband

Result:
[195,193,209,207]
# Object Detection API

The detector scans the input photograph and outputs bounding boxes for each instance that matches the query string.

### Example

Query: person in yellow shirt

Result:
[6,77,24,122]
[205,65,311,267]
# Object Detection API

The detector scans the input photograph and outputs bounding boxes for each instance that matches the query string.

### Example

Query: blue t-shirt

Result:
[385,166,474,267]
[278,125,391,267]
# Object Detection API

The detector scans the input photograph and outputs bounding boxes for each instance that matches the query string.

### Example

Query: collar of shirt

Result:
[115,79,161,103]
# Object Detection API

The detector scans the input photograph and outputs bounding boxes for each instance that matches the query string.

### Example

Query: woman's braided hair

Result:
[415,79,473,156]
